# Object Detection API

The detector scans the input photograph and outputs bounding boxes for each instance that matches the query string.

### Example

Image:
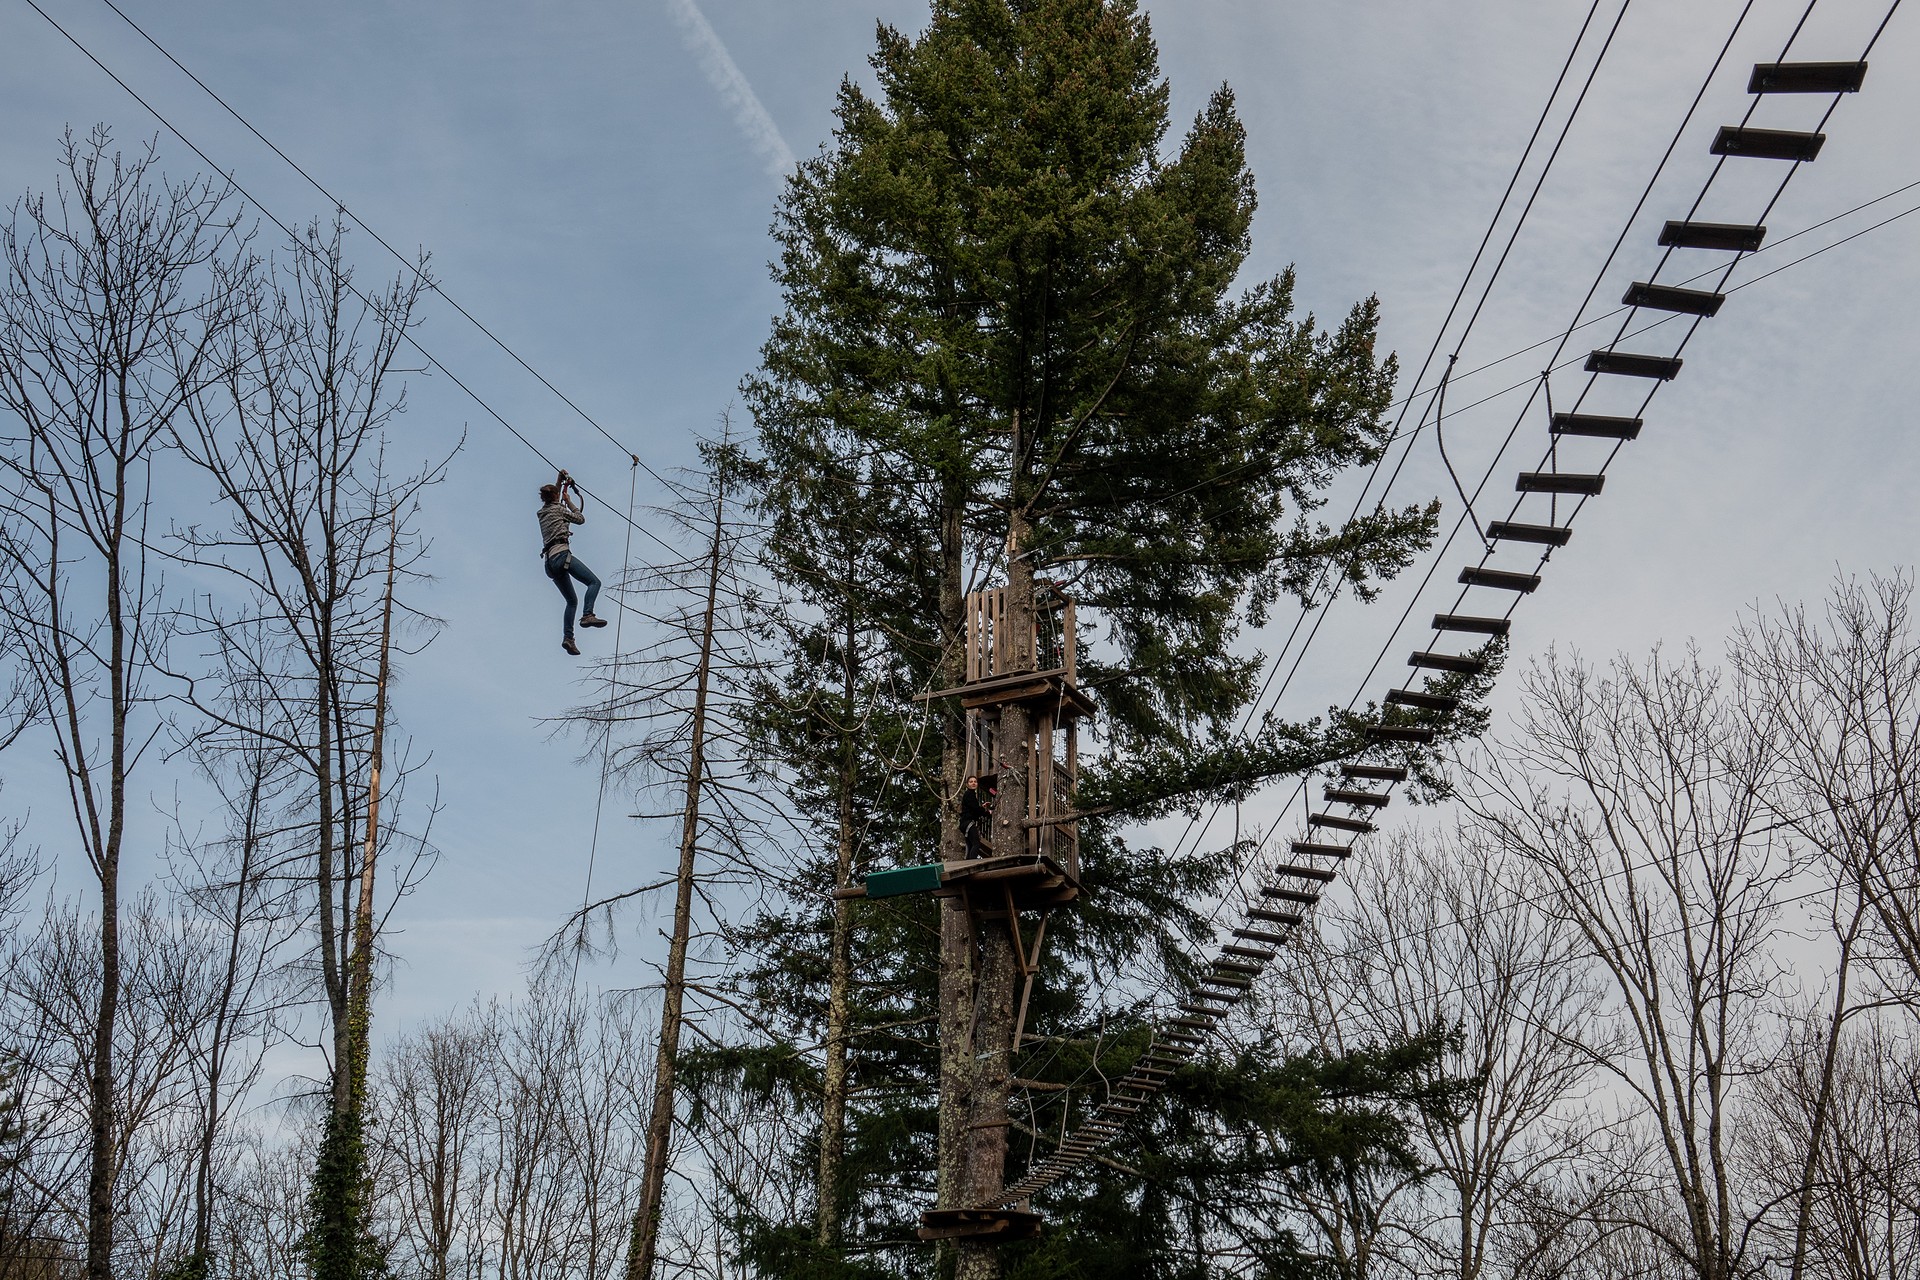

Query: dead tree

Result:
[1468,648,1800,1280]
[539,433,773,1279]
[1289,825,1611,1280]
[170,215,447,1275]
[0,127,247,1280]
[1728,571,1920,998]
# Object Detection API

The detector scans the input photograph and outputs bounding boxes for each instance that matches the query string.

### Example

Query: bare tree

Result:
[1728,571,1920,1000]
[370,984,651,1280]
[1292,824,1611,1280]
[170,214,448,1275]
[1468,647,1800,1280]
[0,127,247,1280]
[606,439,772,1280]
[162,663,310,1280]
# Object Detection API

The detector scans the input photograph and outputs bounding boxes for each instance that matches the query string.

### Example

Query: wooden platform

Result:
[935,853,1080,911]
[913,666,1097,719]
[917,1206,1043,1242]
[833,854,1081,909]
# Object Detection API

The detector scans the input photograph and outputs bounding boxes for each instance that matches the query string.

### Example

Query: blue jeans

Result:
[545,550,601,638]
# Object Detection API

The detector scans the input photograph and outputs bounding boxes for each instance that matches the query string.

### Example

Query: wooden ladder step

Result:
[1623,281,1724,316]
[1586,350,1682,380]
[1552,412,1642,440]
[1434,613,1512,636]
[1659,220,1765,251]
[1343,762,1408,781]
[1489,520,1571,546]
[1387,688,1459,712]
[1324,787,1390,807]
[1518,471,1605,495]
[1459,566,1540,592]
[1410,650,1485,674]
[1368,724,1435,744]
[1748,61,1867,94]
[1712,125,1824,161]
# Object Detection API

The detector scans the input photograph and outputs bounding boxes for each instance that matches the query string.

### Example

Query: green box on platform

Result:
[865,863,944,898]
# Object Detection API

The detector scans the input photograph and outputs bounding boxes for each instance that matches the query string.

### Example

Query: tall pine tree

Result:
[728,2,1459,1274]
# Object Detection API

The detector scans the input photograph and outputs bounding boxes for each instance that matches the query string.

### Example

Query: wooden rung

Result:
[1459,566,1541,593]
[1434,613,1511,636]
[1748,60,1867,94]
[1586,350,1682,380]
[1387,688,1460,712]
[1260,886,1319,904]
[1489,520,1571,546]
[1711,125,1824,161]
[1410,651,1485,674]
[1552,412,1642,440]
[1171,1015,1214,1028]
[1659,220,1765,251]
[1275,864,1339,882]
[1623,281,1724,316]
[1203,972,1254,987]
[1518,471,1605,496]
[1248,906,1305,924]
[1291,840,1354,858]
[1234,928,1290,945]
[1222,944,1276,960]
[1324,787,1390,807]
[1343,763,1408,781]
[1211,959,1263,974]
[1308,813,1373,834]
[1368,724,1436,744]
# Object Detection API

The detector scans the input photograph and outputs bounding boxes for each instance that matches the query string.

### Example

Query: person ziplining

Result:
[537,469,608,655]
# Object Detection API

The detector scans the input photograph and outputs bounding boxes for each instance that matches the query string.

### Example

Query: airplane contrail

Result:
[663,0,798,179]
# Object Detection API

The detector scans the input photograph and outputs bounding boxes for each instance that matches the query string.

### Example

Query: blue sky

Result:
[2,0,1916,1032]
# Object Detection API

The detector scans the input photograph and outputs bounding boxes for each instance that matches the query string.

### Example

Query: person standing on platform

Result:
[961,774,994,859]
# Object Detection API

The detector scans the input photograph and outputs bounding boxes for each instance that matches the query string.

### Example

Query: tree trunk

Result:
[936,474,974,1238]
[1786,895,1864,1280]
[626,490,726,1280]
[192,761,269,1269]
[345,523,397,1125]
[816,603,859,1246]
[955,449,1038,1280]
[84,443,133,1280]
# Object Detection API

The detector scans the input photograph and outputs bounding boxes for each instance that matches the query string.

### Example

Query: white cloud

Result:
[663,0,797,179]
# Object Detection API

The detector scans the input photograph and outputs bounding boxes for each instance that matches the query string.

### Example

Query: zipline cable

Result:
[87,0,693,499]
[1157,0,1632,872]
[1212,0,1774,912]
[18,0,689,570]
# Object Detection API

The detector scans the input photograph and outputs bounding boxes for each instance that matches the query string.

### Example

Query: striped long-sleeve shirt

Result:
[537,497,584,558]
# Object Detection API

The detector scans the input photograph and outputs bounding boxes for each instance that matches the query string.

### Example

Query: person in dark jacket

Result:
[960,774,994,859]
[537,470,607,655]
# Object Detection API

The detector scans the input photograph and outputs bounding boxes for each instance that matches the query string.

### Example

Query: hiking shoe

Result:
[580,613,609,628]
[562,637,580,656]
